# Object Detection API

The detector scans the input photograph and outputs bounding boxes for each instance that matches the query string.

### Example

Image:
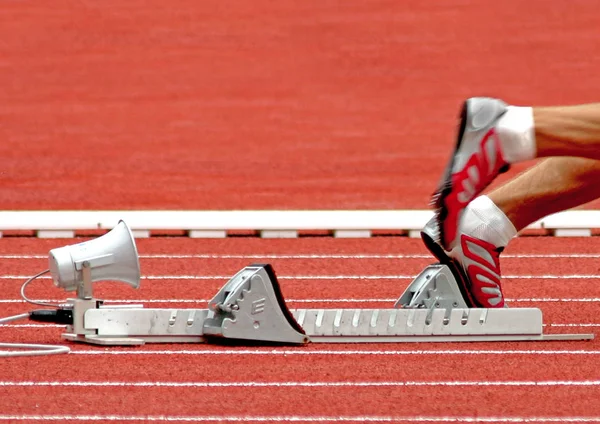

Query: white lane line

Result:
[1,415,600,422]
[5,253,600,259]
[0,324,63,328]
[68,349,600,356]
[0,298,396,304]
[0,254,432,260]
[3,274,600,280]
[1,380,600,388]
[2,298,600,304]
[510,299,600,302]
[550,323,600,327]
[0,298,395,304]
[1,322,599,329]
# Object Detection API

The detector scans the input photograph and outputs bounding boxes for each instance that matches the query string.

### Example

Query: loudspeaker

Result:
[49,220,141,292]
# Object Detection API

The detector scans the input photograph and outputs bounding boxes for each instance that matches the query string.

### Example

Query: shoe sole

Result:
[432,100,469,249]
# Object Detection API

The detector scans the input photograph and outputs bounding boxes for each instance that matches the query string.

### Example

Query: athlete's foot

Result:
[421,195,517,308]
[432,97,511,250]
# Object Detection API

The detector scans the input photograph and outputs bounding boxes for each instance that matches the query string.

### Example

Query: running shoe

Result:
[432,97,511,250]
[421,216,506,308]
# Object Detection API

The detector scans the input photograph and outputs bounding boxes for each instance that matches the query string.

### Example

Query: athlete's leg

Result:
[432,98,600,251]
[534,104,600,159]
[489,157,600,231]
[422,156,600,308]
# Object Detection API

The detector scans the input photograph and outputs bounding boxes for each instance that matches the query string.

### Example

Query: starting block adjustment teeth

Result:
[293,307,545,342]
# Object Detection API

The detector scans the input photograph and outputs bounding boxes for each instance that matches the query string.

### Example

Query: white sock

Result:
[495,106,536,163]
[460,195,517,248]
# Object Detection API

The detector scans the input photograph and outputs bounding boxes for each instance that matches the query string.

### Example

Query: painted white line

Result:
[1,298,600,304]
[68,349,600,356]
[0,254,434,260]
[3,274,600,280]
[1,380,599,388]
[1,323,598,329]
[139,253,600,260]
[550,323,600,327]
[142,254,432,259]
[0,324,62,328]
[510,298,600,302]
[1,320,599,329]
[0,322,598,329]
[0,275,233,280]
[0,415,599,422]
[0,299,210,304]
[0,298,392,304]
[503,275,600,280]
[0,255,47,259]
[5,253,600,259]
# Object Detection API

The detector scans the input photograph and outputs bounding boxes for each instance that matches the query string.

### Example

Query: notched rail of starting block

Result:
[62,264,595,346]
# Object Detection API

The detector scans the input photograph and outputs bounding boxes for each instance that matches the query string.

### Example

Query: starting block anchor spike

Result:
[202,264,308,344]
[395,264,468,310]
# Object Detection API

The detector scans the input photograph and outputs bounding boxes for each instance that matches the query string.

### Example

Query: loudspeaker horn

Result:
[48,220,141,292]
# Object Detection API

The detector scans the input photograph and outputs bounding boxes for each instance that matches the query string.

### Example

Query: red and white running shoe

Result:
[420,215,506,308]
[432,97,511,250]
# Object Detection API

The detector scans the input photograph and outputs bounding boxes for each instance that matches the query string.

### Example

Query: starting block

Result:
[60,263,593,345]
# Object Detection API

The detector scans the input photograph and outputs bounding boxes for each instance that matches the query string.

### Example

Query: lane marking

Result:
[0,254,434,260]
[1,380,600,388]
[0,324,63,328]
[550,323,600,327]
[2,298,600,304]
[0,298,393,304]
[1,322,599,329]
[67,349,600,356]
[1,415,600,422]
[0,297,600,305]
[3,274,600,280]
[5,253,600,259]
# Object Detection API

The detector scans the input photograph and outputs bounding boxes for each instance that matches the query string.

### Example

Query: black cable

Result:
[29,309,73,325]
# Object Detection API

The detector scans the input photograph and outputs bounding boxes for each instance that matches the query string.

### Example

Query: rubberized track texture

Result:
[2,238,600,422]
[2,0,600,211]
[2,0,600,422]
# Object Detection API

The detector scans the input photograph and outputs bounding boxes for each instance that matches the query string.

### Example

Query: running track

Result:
[2,0,600,422]
[2,238,600,421]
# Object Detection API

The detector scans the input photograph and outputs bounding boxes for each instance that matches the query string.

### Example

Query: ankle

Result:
[496,106,537,163]
[460,196,517,248]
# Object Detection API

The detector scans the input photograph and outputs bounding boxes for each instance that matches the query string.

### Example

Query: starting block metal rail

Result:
[60,264,594,346]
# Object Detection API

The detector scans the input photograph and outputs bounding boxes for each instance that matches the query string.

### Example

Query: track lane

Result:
[5,236,600,255]
[2,0,600,418]
[2,256,597,276]
[2,275,600,313]
[1,385,599,417]
[2,237,600,420]
[1,348,600,381]
[2,298,600,331]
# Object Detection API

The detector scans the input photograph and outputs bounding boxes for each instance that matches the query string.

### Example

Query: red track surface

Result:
[2,0,600,210]
[3,0,600,422]
[2,237,600,421]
